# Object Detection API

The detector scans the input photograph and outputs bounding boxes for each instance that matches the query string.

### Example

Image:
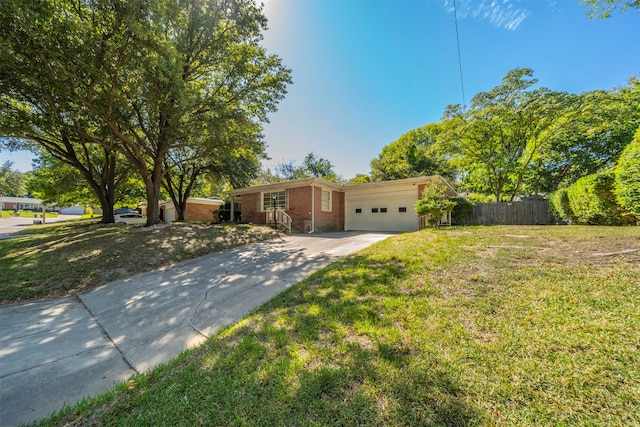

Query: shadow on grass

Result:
[0,222,279,303]
[65,251,482,426]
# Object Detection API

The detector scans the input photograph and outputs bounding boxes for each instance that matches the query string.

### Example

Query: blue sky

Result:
[4,0,639,180]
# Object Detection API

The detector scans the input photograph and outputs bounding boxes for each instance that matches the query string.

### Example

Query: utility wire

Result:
[453,0,466,108]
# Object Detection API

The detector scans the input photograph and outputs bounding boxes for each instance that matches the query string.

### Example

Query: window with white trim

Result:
[321,189,331,212]
[262,191,286,211]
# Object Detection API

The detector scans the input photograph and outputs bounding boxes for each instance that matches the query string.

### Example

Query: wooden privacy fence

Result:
[456,200,555,226]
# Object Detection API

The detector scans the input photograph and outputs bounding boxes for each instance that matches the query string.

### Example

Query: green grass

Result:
[0,220,279,303]
[1,209,58,218]
[38,226,640,426]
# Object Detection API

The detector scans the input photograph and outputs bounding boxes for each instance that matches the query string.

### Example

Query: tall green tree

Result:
[1,0,291,226]
[163,123,263,220]
[1,134,128,224]
[347,174,371,184]
[273,152,342,182]
[533,78,640,192]
[0,160,28,197]
[27,154,96,208]
[27,151,145,212]
[370,123,454,182]
[301,152,342,182]
[441,68,565,202]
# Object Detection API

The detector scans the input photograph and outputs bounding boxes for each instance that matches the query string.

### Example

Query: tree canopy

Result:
[370,68,638,211]
[0,161,28,197]
[1,0,291,225]
[439,68,567,202]
[370,123,455,182]
[259,152,343,184]
[582,0,640,18]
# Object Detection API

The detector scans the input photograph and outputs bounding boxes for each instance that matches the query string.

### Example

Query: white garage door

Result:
[345,194,418,232]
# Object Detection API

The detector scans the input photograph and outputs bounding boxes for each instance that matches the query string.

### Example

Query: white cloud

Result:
[444,0,530,31]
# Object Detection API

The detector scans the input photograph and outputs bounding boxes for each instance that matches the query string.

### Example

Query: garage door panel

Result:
[346,196,418,232]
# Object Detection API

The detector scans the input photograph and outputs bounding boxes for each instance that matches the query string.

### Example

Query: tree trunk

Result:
[176,199,187,221]
[143,158,165,226]
[143,180,161,226]
[99,152,117,223]
[163,165,201,222]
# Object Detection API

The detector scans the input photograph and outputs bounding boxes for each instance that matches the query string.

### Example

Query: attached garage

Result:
[344,177,453,232]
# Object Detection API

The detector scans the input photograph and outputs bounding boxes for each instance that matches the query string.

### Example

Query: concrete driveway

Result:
[0,231,394,426]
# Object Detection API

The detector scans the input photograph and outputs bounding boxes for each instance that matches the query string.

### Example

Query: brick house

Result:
[227,176,457,233]
[140,197,225,222]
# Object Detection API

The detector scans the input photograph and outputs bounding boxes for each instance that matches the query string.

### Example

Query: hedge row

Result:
[615,127,640,216]
[550,128,640,224]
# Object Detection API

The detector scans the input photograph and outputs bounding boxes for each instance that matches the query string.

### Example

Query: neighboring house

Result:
[0,196,48,211]
[0,197,88,214]
[227,176,457,233]
[139,197,225,222]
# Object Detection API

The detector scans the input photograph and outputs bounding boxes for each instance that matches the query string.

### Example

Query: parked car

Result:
[114,212,147,225]
[114,207,135,215]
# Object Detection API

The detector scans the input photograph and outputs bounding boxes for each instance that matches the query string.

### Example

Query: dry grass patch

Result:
[0,221,279,303]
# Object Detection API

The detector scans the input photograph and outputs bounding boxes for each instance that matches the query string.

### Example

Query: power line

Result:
[452,0,466,108]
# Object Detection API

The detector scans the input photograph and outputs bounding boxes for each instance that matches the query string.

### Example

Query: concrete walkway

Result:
[0,232,393,426]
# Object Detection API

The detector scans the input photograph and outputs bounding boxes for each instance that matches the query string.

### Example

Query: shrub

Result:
[415,182,456,228]
[566,170,622,225]
[451,197,475,225]
[615,127,640,218]
[549,188,574,223]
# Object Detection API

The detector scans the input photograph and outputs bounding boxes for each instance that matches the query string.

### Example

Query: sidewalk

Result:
[0,232,393,426]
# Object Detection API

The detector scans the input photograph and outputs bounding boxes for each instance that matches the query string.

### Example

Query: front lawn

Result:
[1,209,58,218]
[0,221,280,303]
[40,226,640,426]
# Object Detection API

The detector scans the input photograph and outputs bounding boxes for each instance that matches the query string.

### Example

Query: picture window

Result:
[262,191,286,211]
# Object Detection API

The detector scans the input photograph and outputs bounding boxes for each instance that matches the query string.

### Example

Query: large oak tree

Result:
[1,0,291,225]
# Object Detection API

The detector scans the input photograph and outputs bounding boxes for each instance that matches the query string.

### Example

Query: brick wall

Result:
[287,186,312,232]
[238,186,344,233]
[313,187,344,232]
[240,193,263,224]
[184,201,221,221]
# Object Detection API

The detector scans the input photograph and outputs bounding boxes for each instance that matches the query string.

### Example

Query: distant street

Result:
[0,214,82,238]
